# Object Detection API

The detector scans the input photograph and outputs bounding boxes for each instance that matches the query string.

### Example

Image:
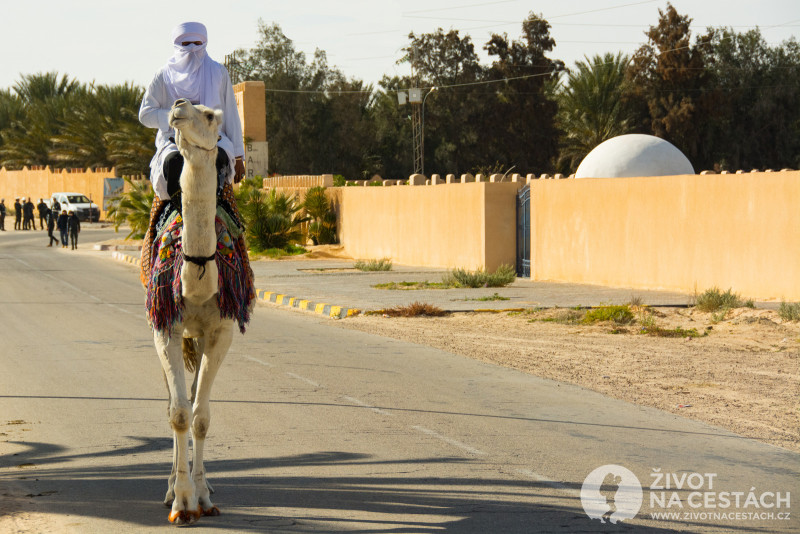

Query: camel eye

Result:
[205,113,214,122]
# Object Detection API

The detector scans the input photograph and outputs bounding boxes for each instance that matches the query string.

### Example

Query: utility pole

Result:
[409,89,423,174]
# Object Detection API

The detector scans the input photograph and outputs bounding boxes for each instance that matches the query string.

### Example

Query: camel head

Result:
[168,99,222,153]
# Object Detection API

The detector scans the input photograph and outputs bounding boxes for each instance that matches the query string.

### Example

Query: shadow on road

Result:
[0,438,772,533]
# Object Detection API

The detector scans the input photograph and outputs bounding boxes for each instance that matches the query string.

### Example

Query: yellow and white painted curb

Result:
[112,250,141,268]
[255,289,360,319]
[109,251,360,319]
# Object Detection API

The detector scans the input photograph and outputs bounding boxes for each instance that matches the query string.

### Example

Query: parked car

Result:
[45,192,100,222]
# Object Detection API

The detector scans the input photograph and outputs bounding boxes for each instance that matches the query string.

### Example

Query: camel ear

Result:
[214,109,224,124]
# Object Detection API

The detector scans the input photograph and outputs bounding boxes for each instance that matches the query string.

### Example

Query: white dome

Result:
[575,134,694,178]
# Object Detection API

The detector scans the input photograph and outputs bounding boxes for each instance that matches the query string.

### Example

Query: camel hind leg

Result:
[191,320,233,516]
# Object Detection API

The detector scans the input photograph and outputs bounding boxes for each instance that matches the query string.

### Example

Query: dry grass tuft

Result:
[382,302,448,317]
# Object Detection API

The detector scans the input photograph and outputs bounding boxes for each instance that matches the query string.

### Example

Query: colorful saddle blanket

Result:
[145,204,255,334]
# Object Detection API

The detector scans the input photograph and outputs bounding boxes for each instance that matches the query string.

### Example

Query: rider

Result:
[139,21,245,202]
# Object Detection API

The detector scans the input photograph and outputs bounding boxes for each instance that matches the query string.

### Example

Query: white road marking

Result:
[342,395,394,417]
[516,468,581,497]
[242,354,274,367]
[285,372,321,388]
[412,425,487,456]
[15,258,141,318]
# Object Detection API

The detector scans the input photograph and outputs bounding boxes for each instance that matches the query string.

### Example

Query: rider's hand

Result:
[234,157,245,183]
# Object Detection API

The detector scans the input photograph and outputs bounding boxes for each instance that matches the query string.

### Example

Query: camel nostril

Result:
[174,98,189,106]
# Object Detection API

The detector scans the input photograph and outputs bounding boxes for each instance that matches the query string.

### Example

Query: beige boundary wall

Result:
[338,181,519,271]
[0,166,117,218]
[530,171,800,301]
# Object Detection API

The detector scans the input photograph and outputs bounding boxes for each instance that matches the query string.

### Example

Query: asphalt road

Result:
[1,228,797,533]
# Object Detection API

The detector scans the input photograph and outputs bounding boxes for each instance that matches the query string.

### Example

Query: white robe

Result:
[139,60,244,200]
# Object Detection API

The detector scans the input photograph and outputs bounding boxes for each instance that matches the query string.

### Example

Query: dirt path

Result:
[335,306,800,452]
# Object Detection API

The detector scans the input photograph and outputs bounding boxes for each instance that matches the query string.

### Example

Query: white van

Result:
[46,192,100,222]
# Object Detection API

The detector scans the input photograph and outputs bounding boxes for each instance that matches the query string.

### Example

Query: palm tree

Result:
[239,187,309,251]
[556,53,635,172]
[52,82,153,172]
[105,177,154,239]
[302,186,337,245]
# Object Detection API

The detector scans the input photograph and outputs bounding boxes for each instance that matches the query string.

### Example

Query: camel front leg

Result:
[155,330,200,525]
[191,321,233,516]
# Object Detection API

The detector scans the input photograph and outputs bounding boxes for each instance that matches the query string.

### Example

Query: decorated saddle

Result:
[141,183,255,334]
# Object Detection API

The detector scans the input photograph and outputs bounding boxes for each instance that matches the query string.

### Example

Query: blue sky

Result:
[1,0,797,90]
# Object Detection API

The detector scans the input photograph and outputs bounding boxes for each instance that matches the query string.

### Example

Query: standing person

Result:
[57,210,69,248]
[23,197,36,230]
[37,198,48,230]
[67,210,81,249]
[0,199,6,231]
[13,198,21,230]
[51,196,61,215]
[45,207,58,247]
[138,21,245,206]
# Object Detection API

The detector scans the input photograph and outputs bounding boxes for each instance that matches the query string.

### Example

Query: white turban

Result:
[165,22,210,105]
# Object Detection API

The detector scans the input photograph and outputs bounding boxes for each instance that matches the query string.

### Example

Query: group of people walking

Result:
[0,197,81,249]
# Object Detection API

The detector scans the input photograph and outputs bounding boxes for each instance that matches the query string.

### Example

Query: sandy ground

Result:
[334,306,800,452]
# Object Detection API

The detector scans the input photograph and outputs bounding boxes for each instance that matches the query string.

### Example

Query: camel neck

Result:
[179,151,218,258]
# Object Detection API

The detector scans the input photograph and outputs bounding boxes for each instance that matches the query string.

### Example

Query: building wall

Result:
[0,166,117,218]
[530,171,800,300]
[338,182,519,271]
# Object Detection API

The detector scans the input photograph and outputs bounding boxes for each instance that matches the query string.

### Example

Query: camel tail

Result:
[182,337,200,373]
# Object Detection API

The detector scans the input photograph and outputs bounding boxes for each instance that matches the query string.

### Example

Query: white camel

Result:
[153,98,234,525]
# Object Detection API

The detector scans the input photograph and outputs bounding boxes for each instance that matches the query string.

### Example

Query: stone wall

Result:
[529,170,800,300]
[0,166,118,218]
[338,181,521,271]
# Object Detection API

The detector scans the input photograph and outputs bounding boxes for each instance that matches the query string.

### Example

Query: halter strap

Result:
[183,252,216,280]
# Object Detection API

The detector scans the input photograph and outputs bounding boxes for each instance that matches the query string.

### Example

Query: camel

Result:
[148,98,240,525]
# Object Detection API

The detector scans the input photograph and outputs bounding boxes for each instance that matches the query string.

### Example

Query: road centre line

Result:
[285,371,322,388]
[412,425,487,456]
[242,354,275,367]
[14,258,141,318]
[342,395,394,416]
[515,468,581,497]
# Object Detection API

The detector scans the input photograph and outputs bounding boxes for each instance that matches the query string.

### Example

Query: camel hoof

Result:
[168,508,201,525]
[202,506,220,516]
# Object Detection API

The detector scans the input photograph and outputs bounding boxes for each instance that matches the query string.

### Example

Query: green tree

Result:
[235,20,377,177]
[556,53,635,172]
[481,12,565,172]
[701,28,800,169]
[400,28,484,174]
[626,3,713,165]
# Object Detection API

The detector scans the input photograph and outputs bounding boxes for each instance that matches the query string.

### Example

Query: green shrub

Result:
[779,301,800,322]
[583,305,634,324]
[355,258,393,271]
[695,287,747,313]
[443,263,516,288]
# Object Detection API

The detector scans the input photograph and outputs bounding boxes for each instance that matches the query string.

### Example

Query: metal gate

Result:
[516,185,531,277]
